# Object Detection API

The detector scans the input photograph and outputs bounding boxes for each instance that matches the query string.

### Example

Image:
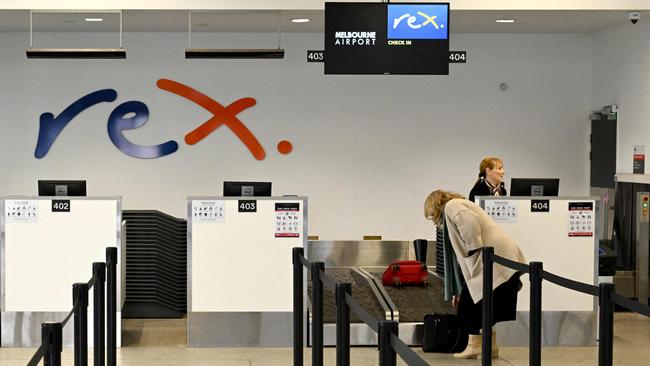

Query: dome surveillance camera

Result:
[628,11,641,24]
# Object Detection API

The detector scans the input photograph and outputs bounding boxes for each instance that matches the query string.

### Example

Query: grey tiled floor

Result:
[1,313,648,365]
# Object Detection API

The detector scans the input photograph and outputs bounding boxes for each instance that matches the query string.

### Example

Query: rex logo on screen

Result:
[387,3,448,40]
[34,79,293,160]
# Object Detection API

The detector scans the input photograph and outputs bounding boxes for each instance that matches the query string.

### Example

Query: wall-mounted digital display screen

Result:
[325,2,450,75]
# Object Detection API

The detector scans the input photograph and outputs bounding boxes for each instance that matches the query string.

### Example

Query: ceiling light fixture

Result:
[495,19,515,23]
[291,18,310,23]
[27,10,125,59]
[185,10,285,60]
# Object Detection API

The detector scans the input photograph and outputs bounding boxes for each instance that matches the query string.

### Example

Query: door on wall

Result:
[589,106,617,241]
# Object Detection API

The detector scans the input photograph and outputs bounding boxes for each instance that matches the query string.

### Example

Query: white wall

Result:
[0,31,593,240]
[592,20,650,173]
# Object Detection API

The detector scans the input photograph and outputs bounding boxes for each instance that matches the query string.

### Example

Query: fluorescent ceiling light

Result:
[84,17,104,22]
[495,19,515,23]
[290,18,310,23]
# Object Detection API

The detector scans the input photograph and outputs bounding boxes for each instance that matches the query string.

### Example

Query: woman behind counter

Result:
[424,190,526,359]
[469,157,507,202]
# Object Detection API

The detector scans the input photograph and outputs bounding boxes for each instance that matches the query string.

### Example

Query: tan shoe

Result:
[453,334,481,359]
[477,331,499,359]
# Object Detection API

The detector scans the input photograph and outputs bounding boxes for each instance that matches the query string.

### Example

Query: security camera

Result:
[628,11,640,24]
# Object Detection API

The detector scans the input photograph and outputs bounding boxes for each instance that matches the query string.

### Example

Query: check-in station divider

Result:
[293,246,650,366]
[26,247,119,366]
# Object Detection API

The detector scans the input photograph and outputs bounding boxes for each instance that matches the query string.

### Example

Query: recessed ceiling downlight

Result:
[291,18,310,23]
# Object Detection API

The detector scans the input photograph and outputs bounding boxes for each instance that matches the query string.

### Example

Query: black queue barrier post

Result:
[292,248,304,366]
[378,320,398,366]
[482,247,494,366]
[335,283,352,366]
[529,262,543,366]
[42,322,63,366]
[598,283,615,366]
[93,262,106,366]
[106,247,118,366]
[73,283,89,366]
[311,262,325,366]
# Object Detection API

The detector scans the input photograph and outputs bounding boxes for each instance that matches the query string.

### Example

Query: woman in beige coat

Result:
[424,190,526,359]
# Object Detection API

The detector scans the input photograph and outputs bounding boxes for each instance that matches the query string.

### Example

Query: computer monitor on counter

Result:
[223,181,272,197]
[38,180,87,196]
[510,178,559,196]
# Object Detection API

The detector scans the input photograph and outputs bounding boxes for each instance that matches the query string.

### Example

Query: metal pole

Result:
[73,283,89,366]
[378,320,398,366]
[292,248,304,366]
[598,283,615,366]
[93,262,106,366]
[336,283,352,366]
[635,192,649,305]
[311,261,325,366]
[529,262,543,366]
[482,247,494,365]
[42,322,63,366]
[106,247,118,366]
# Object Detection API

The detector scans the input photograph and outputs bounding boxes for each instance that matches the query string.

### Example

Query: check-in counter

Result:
[187,196,307,347]
[478,196,598,346]
[0,196,122,347]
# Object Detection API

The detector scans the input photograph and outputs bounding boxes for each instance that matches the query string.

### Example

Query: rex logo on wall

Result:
[34,79,293,160]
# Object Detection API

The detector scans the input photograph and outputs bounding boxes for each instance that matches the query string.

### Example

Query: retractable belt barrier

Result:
[26,247,118,366]
[482,246,650,366]
[293,246,650,366]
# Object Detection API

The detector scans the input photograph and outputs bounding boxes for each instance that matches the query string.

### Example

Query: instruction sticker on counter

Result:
[192,200,225,223]
[484,200,518,223]
[568,202,594,237]
[5,200,38,223]
[275,202,301,237]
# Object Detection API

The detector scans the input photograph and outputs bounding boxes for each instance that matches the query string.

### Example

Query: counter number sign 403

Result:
[307,50,325,63]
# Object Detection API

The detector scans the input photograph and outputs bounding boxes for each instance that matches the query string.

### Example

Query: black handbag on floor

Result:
[421,313,468,353]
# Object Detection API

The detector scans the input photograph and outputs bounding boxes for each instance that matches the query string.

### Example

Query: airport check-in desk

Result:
[187,196,307,347]
[0,197,122,347]
[479,196,599,346]
[308,197,599,347]
[306,240,455,346]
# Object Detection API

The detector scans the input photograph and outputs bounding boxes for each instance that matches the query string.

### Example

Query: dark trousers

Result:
[457,273,522,335]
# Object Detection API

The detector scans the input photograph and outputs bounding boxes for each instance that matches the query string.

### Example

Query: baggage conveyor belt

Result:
[307,266,455,346]
[362,267,456,322]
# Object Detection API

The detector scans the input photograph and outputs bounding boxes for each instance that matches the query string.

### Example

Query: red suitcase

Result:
[382,260,429,287]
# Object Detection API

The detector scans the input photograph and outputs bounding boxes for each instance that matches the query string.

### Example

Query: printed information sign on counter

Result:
[192,200,225,223]
[484,200,518,223]
[5,200,39,223]
[275,202,301,237]
[568,202,594,237]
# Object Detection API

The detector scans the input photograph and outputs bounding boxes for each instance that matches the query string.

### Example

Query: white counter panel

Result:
[190,197,305,312]
[480,197,597,312]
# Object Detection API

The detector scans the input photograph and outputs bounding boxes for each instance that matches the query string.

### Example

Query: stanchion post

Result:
[93,262,106,366]
[482,247,494,365]
[378,320,398,366]
[106,247,118,366]
[73,283,89,366]
[42,322,63,366]
[529,262,543,366]
[311,261,325,366]
[336,283,352,366]
[292,247,304,366]
[598,283,615,366]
